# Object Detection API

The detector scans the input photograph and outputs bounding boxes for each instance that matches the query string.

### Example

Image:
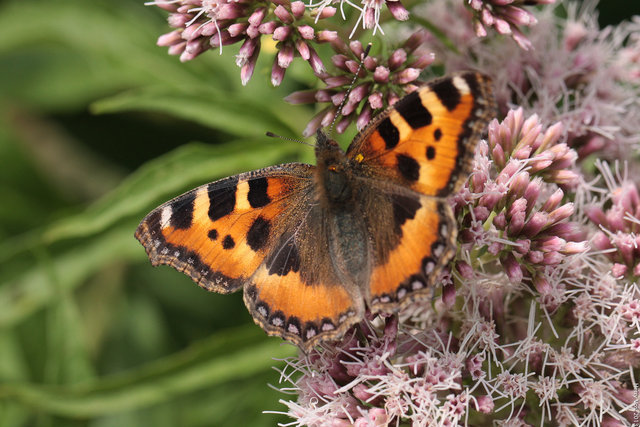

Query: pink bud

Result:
[368,92,383,109]
[349,84,370,104]
[394,68,420,84]
[548,203,574,224]
[248,7,267,27]
[562,241,588,254]
[168,13,190,28]
[235,38,258,67]
[218,3,244,20]
[314,90,333,103]
[356,105,372,130]
[374,66,390,83]
[533,275,551,294]
[502,253,523,283]
[277,44,294,68]
[388,49,407,70]
[245,25,260,39]
[317,6,336,19]
[331,54,349,70]
[273,5,293,24]
[409,52,435,69]
[324,75,351,88]
[240,49,259,86]
[271,61,286,86]
[522,211,548,238]
[387,0,409,21]
[331,92,345,106]
[284,90,317,104]
[349,40,364,58]
[298,25,315,40]
[442,282,456,307]
[317,30,337,42]
[295,39,310,60]
[291,1,305,18]
[493,211,507,229]
[273,25,292,41]
[157,30,182,47]
[335,116,352,134]
[611,263,627,278]
[345,60,360,74]
[167,41,186,56]
[307,46,325,74]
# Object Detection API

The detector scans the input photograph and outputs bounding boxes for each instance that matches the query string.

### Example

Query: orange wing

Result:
[135,163,363,350]
[367,192,457,313]
[347,72,495,197]
[347,72,495,311]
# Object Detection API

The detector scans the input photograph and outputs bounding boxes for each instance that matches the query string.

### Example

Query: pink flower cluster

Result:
[431,1,640,160]
[453,108,587,303]
[149,0,339,85]
[588,162,640,278]
[467,0,556,49]
[286,32,434,136]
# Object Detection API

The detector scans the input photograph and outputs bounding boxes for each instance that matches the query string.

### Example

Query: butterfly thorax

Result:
[314,131,371,288]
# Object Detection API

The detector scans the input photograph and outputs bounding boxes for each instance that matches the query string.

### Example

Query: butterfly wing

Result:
[135,163,364,350]
[346,72,495,311]
[347,72,495,197]
[365,188,458,312]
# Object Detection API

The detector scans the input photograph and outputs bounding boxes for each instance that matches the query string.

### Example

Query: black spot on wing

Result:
[391,194,421,234]
[426,146,436,160]
[434,128,442,141]
[396,91,432,129]
[208,177,238,221]
[247,216,271,251]
[170,192,196,229]
[222,235,235,249]
[396,154,420,181]
[432,78,461,112]
[248,177,271,208]
[208,229,218,240]
[267,236,301,276]
[378,117,399,149]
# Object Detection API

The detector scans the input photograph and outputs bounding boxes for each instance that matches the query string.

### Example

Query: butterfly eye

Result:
[328,165,338,172]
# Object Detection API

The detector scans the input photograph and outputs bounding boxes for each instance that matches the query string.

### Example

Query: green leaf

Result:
[0,326,296,417]
[0,221,140,329]
[91,86,299,137]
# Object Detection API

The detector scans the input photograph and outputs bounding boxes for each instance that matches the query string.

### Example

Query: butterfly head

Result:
[315,130,357,204]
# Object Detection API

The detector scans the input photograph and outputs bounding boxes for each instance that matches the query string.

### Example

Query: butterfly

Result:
[135,72,496,351]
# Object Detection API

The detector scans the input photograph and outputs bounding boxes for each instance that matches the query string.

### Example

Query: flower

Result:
[429,0,640,160]
[285,31,434,136]
[148,0,336,85]
[587,161,640,278]
[467,0,556,50]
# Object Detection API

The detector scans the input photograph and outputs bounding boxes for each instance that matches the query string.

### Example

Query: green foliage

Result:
[0,0,307,425]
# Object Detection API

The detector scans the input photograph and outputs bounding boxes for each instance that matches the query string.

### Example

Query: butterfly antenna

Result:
[328,43,372,135]
[265,131,315,147]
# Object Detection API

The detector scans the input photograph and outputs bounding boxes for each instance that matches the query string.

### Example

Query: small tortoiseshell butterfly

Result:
[136,72,496,351]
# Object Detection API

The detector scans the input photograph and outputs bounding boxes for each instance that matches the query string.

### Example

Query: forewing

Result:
[346,72,495,197]
[135,163,315,293]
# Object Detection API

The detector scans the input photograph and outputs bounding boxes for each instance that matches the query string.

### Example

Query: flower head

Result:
[286,31,434,136]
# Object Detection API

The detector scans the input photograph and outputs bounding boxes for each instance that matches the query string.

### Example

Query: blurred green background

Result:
[0,0,637,426]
